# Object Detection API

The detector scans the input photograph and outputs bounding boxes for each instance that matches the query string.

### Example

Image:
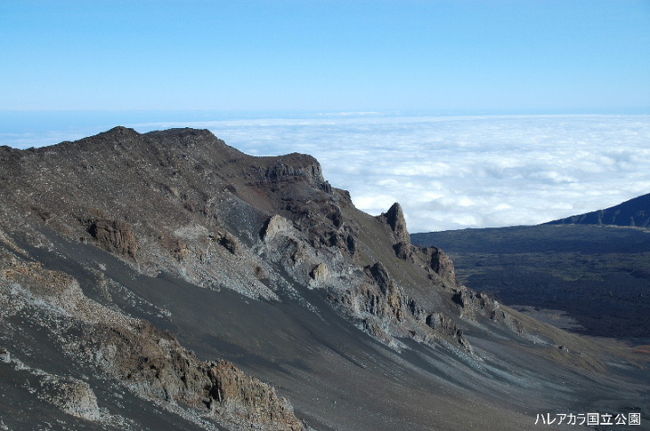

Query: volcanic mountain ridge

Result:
[0,127,647,431]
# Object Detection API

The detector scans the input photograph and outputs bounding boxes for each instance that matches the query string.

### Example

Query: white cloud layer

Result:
[4,114,650,232]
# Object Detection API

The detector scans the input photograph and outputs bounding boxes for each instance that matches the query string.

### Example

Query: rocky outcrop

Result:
[323,259,476,352]
[87,322,304,430]
[263,161,320,184]
[208,360,302,430]
[418,246,457,284]
[262,215,294,241]
[451,286,523,333]
[255,153,327,188]
[392,241,413,260]
[378,203,456,285]
[452,287,497,320]
[87,219,139,259]
[366,262,392,295]
[425,312,472,352]
[379,203,410,244]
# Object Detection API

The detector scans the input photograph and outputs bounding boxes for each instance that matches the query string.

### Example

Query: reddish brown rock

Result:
[88,219,138,259]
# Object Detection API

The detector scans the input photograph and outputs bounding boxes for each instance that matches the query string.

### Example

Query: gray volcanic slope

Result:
[547,193,650,228]
[0,127,648,430]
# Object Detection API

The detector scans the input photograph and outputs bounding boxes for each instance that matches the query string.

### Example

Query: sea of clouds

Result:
[3,114,649,232]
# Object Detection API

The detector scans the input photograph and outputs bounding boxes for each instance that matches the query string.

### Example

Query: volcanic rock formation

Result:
[0,127,647,431]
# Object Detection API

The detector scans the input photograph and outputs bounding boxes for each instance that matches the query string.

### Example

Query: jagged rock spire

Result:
[382,202,410,244]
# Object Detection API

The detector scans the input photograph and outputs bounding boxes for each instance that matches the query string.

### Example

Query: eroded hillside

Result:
[1,128,647,430]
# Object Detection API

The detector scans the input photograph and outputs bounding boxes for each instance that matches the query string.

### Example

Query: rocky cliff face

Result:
[0,127,646,431]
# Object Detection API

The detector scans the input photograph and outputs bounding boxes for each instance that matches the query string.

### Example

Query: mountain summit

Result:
[0,128,647,430]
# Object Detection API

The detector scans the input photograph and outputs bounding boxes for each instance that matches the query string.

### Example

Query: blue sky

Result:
[2,2,649,231]
[1,0,649,113]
